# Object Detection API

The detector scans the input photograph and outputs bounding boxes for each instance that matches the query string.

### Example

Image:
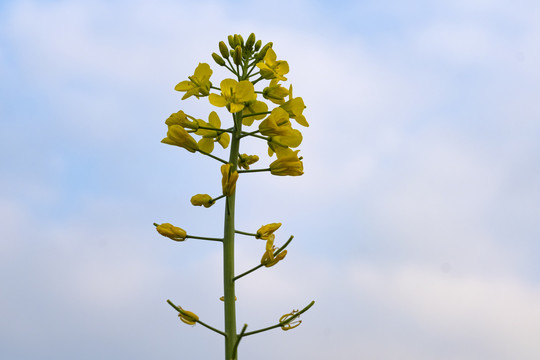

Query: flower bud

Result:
[212,52,226,66]
[219,41,229,58]
[257,42,273,60]
[233,45,242,65]
[221,163,239,196]
[190,194,214,208]
[155,223,187,241]
[245,33,256,49]
[234,34,244,47]
[254,39,262,51]
[227,35,235,48]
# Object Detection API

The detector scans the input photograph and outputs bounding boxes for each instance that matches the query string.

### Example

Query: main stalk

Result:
[223,110,242,359]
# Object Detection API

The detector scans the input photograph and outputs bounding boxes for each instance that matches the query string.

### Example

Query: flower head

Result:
[279,310,302,331]
[269,148,304,176]
[259,107,302,148]
[221,163,239,196]
[190,194,214,208]
[195,111,230,153]
[165,110,198,129]
[256,48,289,81]
[161,125,199,153]
[280,85,308,127]
[175,63,213,100]
[260,237,287,267]
[241,99,268,126]
[238,153,259,170]
[155,223,187,242]
[178,306,199,325]
[209,79,256,113]
[256,222,282,240]
[263,79,289,104]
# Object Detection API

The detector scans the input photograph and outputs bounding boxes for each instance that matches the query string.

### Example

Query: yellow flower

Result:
[280,85,308,127]
[269,148,304,176]
[178,306,199,325]
[279,310,301,331]
[161,125,199,153]
[174,63,213,100]
[155,223,187,241]
[221,163,239,196]
[238,153,259,170]
[260,237,287,267]
[195,111,230,153]
[259,108,302,148]
[209,79,256,113]
[190,194,214,208]
[256,222,282,240]
[256,48,289,81]
[165,110,198,129]
[263,79,289,104]
[242,99,268,126]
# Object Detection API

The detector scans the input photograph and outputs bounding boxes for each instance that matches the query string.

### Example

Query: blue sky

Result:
[1,0,540,359]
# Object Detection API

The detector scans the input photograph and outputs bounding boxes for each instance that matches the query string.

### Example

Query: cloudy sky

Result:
[1,0,540,359]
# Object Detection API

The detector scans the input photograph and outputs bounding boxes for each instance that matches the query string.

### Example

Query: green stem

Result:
[197,149,228,164]
[233,236,294,281]
[241,111,270,119]
[231,324,248,360]
[237,168,271,174]
[242,300,315,337]
[212,194,226,203]
[197,126,234,134]
[186,235,223,242]
[234,230,258,237]
[223,110,242,359]
[166,299,226,336]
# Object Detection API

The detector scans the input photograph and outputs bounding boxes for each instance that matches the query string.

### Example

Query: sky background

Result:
[1,0,540,359]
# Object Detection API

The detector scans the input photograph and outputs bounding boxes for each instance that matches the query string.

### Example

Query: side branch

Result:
[166,299,227,337]
[242,300,315,337]
[241,111,270,119]
[186,235,223,242]
[233,235,294,281]
[197,149,228,164]
[231,324,248,360]
[237,168,271,174]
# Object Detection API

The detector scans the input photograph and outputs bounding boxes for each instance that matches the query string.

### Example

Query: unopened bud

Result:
[219,41,229,58]
[254,39,262,51]
[246,33,256,49]
[233,45,242,65]
[212,52,226,66]
[257,42,273,60]
[227,35,235,48]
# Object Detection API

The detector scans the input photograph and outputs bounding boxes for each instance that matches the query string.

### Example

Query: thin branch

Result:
[197,125,234,134]
[197,149,228,164]
[237,168,271,174]
[186,235,223,242]
[241,111,270,119]
[166,299,226,337]
[231,324,248,360]
[234,230,258,237]
[243,300,315,337]
[233,236,294,281]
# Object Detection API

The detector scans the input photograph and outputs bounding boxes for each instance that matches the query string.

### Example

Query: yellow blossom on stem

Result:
[256,48,289,81]
[209,79,256,113]
[263,79,289,104]
[256,222,282,240]
[190,194,214,208]
[260,237,287,267]
[279,310,301,331]
[195,111,230,153]
[269,148,304,176]
[165,110,198,129]
[178,306,199,325]
[156,223,187,242]
[280,85,308,127]
[221,163,239,196]
[161,125,199,152]
[174,63,213,100]
[238,153,259,170]
[259,107,302,148]
[241,99,269,126]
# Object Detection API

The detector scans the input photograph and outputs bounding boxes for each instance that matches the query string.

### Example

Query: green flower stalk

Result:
[154,33,314,360]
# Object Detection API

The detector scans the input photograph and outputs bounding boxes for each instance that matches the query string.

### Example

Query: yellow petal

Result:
[198,137,215,153]
[209,94,228,107]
